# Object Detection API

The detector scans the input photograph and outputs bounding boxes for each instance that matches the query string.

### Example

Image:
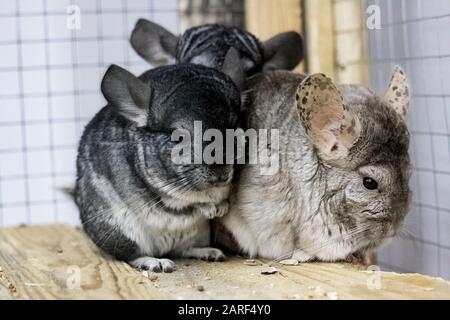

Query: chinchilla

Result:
[75,50,244,272]
[130,19,304,75]
[216,66,412,263]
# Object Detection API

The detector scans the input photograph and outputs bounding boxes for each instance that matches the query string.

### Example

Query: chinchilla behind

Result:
[217,66,412,263]
[75,51,244,272]
[130,19,304,74]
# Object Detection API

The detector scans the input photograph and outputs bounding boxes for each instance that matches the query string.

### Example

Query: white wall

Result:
[367,0,450,279]
[0,0,178,226]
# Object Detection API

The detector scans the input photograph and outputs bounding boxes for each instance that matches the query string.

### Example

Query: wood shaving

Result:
[244,259,261,266]
[279,259,299,266]
[141,271,158,281]
[148,273,158,281]
[326,291,339,300]
[261,266,278,275]
[24,282,45,287]
[424,287,435,292]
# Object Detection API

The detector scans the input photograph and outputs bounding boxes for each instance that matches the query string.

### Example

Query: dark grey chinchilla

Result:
[75,50,244,272]
[130,19,304,75]
[217,66,412,263]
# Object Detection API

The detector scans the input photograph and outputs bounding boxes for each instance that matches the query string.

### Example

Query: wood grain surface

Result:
[0,225,449,300]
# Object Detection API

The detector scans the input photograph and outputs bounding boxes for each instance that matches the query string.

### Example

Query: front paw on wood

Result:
[187,247,226,262]
[130,257,176,273]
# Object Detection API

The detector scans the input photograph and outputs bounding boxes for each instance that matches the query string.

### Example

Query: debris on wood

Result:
[142,271,158,281]
[326,291,339,300]
[261,266,278,275]
[279,259,299,266]
[0,269,17,294]
[244,259,261,266]
[424,287,435,292]
[56,248,63,254]
[24,282,45,287]
[196,285,205,292]
[203,276,211,281]
[307,285,325,299]
[314,286,325,297]
[148,273,158,281]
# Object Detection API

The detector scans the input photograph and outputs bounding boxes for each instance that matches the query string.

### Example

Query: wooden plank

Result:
[333,0,369,84]
[303,0,369,84]
[0,225,449,300]
[303,0,336,77]
[245,0,304,72]
[0,225,167,299]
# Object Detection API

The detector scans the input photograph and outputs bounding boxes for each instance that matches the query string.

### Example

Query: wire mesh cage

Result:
[366,0,450,280]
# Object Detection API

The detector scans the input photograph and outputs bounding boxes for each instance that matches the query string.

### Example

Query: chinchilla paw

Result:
[183,247,226,262]
[215,201,229,218]
[130,257,176,273]
[194,203,223,219]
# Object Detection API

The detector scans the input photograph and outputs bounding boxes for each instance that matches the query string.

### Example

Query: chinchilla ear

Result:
[262,31,304,71]
[296,73,361,162]
[130,19,178,67]
[383,65,410,118]
[101,65,152,127]
[222,47,245,90]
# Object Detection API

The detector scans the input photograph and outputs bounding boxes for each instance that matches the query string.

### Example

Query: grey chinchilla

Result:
[75,51,244,272]
[216,66,412,263]
[130,19,304,75]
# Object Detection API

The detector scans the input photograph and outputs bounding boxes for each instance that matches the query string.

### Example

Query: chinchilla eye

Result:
[363,177,378,190]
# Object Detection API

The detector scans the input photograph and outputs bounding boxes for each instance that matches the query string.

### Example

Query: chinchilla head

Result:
[130,19,304,74]
[294,66,411,253]
[100,50,243,195]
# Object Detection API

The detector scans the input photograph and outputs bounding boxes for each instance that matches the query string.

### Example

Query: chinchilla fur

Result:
[130,19,304,74]
[217,67,412,263]
[75,61,243,272]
